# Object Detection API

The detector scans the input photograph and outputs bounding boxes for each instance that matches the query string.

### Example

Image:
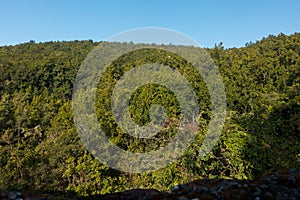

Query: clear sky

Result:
[1,0,299,48]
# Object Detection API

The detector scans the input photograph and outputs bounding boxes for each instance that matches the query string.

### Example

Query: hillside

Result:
[0,33,299,197]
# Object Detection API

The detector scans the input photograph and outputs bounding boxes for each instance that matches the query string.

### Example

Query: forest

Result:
[0,33,299,196]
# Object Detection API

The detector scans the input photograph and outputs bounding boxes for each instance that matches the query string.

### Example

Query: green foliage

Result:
[62,152,127,196]
[0,34,299,195]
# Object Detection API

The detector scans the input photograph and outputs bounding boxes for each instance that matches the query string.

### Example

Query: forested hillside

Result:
[0,33,299,196]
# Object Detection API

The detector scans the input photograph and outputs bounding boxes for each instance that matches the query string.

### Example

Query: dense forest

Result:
[0,33,299,196]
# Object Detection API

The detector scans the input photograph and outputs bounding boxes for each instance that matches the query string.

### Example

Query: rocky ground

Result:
[1,168,299,200]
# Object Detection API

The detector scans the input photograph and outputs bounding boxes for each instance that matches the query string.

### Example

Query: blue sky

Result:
[0,0,299,48]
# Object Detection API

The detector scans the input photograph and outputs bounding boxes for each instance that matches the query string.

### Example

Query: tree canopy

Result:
[0,33,299,195]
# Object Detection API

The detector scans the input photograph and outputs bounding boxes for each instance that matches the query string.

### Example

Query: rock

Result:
[289,168,298,174]
[181,184,193,192]
[263,191,273,199]
[4,168,300,200]
[272,172,279,180]
[287,175,296,185]
[8,191,20,199]
[254,187,262,196]
[197,186,209,194]
[173,185,179,190]
[210,185,220,192]
[259,184,268,189]
[229,181,240,189]
[239,189,246,195]
[178,196,188,200]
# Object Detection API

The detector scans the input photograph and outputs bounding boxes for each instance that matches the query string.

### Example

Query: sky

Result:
[0,0,300,48]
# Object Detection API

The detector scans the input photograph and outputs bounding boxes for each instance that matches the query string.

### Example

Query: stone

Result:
[210,185,220,192]
[289,168,298,174]
[198,186,209,194]
[8,191,18,199]
[173,185,179,190]
[171,185,181,194]
[271,172,279,180]
[253,187,262,197]
[230,182,240,189]
[264,191,273,199]
[178,196,188,200]
[288,175,296,185]
[239,189,246,195]
[181,184,193,192]
[259,184,268,189]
